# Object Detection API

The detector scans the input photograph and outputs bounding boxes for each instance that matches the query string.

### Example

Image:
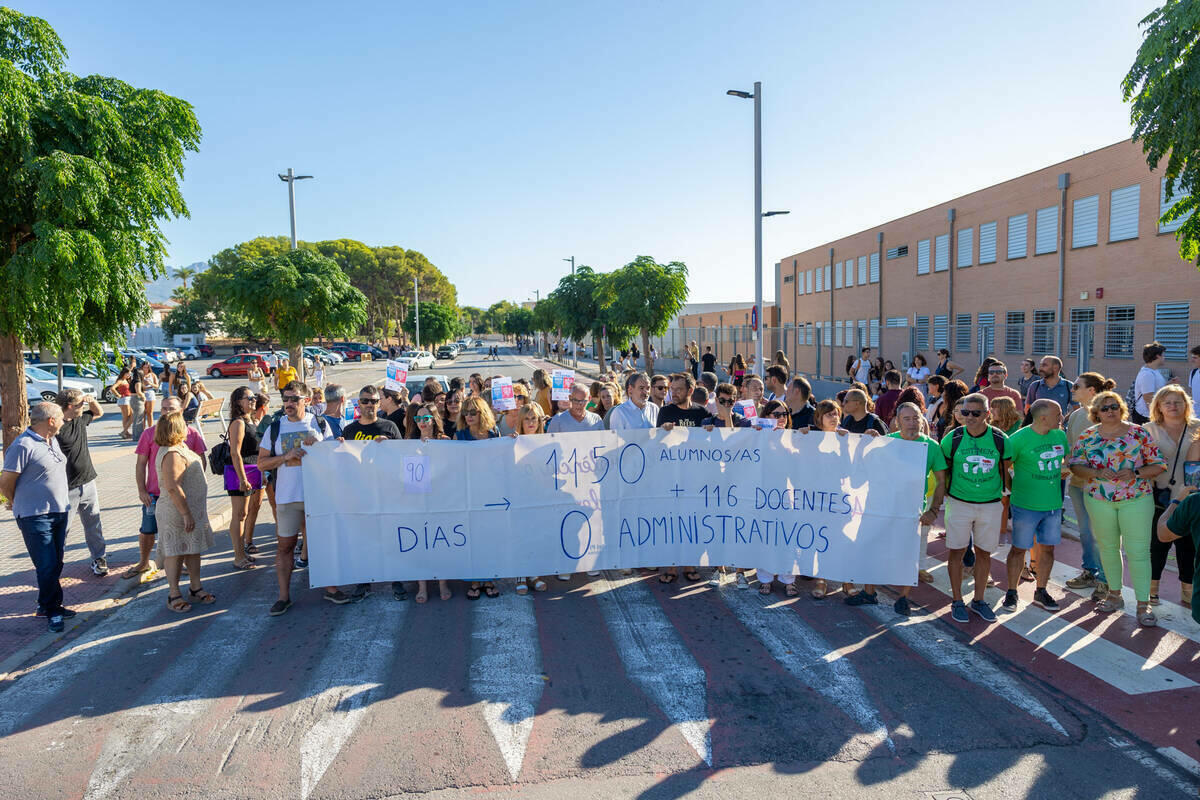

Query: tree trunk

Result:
[642,328,654,377]
[0,333,29,450]
[597,332,607,376]
[289,344,306,384]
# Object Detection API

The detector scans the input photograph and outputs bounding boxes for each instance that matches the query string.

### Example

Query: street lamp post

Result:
[278,168,313,250]
[413,276,420,350]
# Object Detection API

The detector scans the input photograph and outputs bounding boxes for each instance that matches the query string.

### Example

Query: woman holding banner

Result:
[755,400,800,595]
[513,403,550,595]
[455,397,501,599]
[798,399,853,599]
[410,402,454,605]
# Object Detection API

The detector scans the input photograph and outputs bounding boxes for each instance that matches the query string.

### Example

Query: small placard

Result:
[492,377,516,411]
[403,455,431,493]
[756,417,777,431]
[733,399,757,422]
[385,360,409,391]
[551,369,575,401]
[343,398,360,423]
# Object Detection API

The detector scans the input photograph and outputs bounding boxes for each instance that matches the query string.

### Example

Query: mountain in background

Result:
[145,261,207,303]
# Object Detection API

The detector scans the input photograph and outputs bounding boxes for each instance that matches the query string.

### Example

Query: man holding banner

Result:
[607,373,658,430]
[547,384,604,433]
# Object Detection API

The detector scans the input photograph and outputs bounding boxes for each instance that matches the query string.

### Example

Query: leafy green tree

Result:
[550,265,634,374]
[604,256,689,376]
[502,307,535,339]
[459,305,486,335]
[484,300,519,335]
[0,8,201,446]
[172,265,198,290]
[204,249,366,379]
[403,301,458,348]
[1123,0,1200,263]
[532,295,563,356]
[161,296,218,337]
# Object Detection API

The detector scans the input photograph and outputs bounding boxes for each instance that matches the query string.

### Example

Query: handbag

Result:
[1153,424,1189,511]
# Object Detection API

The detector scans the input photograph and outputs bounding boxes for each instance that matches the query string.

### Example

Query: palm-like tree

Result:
[173,266,197,289]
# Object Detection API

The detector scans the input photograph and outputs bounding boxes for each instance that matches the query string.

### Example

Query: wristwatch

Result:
[1169,498,1181,506]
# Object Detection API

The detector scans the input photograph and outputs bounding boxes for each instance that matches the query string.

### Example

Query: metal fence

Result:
[639,320,1200,390]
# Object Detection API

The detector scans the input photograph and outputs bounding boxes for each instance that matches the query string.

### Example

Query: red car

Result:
[207,354,270,379]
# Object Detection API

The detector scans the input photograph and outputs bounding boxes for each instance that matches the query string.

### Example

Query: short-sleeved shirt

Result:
[2,428,70,518]
[1007,426,1069,511]
[135,427,207,496]
[547,410,605,433]
[841,413,888,436]
[873,390,902,425]
[342,419,402,441]
[322,414,345,437]
[1025,378,1074,415]
[608,399,659,430]
[1069,423,1165,502]
[264,415,330,505]
[852,358,871,385]
[886,431,948,477]
[980,384,1025,413]
[1165,494,1200,625]
[940,426,1011,503]
[658,403,709,429]
[790,403,815,431]
[274,366,298,391]
[1134,365,1167,418]
[701,353,717,373]
[56,410,97,488]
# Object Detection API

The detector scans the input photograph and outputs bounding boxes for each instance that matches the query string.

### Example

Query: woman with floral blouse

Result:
[1069,390,1166,626]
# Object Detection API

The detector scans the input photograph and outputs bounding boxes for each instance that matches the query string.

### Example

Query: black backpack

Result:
[267,414,329,455]
[207,436,231,475]
[944,424,1006,493]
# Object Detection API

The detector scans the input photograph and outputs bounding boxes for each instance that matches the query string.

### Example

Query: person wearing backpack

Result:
[1131,342,1168,425]
[256,380,347,616]
[939,393,1012,624]
[1188,345,1200,402]
[222,387,261,572]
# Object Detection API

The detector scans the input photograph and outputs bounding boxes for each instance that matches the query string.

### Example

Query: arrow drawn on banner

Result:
[484,498,511,511]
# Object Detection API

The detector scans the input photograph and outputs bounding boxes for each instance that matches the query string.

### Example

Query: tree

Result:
[502,307,535,339]
[485,300,519,336]
[531,295,563,357]
[403,301,458,348]
[550,265,634,375]
[604,256,689,376]
[161,295,218,337]
[172,265,198,290]
[204,249,367,379]
[0,9,201,447]
[1123,0,1200,264]
[459,305,486,335]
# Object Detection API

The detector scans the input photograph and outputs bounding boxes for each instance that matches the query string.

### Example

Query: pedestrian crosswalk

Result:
[0,560,1195,799]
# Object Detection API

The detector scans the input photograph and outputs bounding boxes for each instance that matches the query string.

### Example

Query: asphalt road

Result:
[0,343,1195,800]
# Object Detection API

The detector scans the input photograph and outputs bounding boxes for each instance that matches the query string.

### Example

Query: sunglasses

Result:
[281,394,301,403]
[988,369,1006,374]
[771,411,790,419]
[960,409,985,417]
[465,410,479,417]
[359,398,379,405]
[717,397,735,406]
[416,415,434,423]
[1098,404,1121,413]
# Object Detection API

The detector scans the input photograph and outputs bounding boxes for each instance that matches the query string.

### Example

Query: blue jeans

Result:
[1068,484,1105,582]
[17,512,70,614]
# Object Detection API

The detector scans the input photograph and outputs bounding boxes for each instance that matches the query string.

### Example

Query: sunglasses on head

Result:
[717,397,735,406]
[960,409,985,417]
[1098,404,1120,413]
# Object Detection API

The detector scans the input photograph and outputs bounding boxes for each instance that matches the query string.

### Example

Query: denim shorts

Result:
[140,495,158,535]
[1010,505,1062,550]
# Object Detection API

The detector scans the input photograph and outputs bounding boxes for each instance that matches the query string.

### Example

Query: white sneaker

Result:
[91,557,109,577]
[557,574,571,581]
[586,571,600,576]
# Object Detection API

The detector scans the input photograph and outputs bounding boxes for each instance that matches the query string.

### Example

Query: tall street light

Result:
[278,168,313,250]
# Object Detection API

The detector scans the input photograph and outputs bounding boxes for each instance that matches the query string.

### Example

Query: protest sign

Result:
[385,360,409,391]
[733,399,757,422]
[551,369,575,401]
[343,397,360,423]
[492,377,516,411]
[303,427,926,587]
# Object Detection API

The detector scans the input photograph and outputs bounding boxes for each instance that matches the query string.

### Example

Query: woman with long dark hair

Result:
[798,399,851,599]
[225,386,260,571]
[455,396,501,600]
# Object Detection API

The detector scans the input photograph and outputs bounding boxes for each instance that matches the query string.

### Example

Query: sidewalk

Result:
[0,416,234,675]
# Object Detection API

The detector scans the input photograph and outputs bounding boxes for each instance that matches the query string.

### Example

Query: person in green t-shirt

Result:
[846,402,947,616]
[1003,399,1070,615]
[1159,486,1200,626]
[938,393,1012,624]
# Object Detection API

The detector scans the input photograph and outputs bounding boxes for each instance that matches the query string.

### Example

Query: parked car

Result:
[404,375,451,399]
[316,346,344,363]
[33,362,121,403]
[111,350,165,371]
[304,346,340,365]
[180,347,201,360]
[329,342,384,362]
[261,350,314,372]
[207,354,271,379]
[137,346,174,363]
[22,365,97,402]
[435,346,457,361]
[197,343,215,358]
[407,351,436,370]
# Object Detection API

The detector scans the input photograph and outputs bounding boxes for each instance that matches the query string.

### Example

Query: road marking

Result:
[300,597,404,800]
[82,582,278,800]
[720,586,893,753]
[1108,736,1199,796]
[860,603,1068,737]
[593,571,711,766]
[925,550,1197,695]
[469,587,543,782]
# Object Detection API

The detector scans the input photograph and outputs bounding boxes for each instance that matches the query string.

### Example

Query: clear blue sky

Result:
[43,0,1157,308]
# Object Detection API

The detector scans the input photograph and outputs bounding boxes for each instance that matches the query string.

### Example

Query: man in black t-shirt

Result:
[784,376,816,430]
[658,372,709,429]
[55,389,108,576]
[380,388,408,431]
[700,346,717,375]
[342,385,403,442]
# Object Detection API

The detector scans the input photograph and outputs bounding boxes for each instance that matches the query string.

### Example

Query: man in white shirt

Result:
[257,380,348,615]
[851,347,872,385]
[1189,345,1200,403]
[1133,341,1168,423]
[607,372,659,430]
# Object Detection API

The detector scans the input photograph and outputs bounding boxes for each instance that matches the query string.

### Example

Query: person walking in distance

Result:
[1132,341,1169,425]
[54,389,108,577]
[850,347,872,386]
[700,345,717,376]
[940,393,1011,624]
[1001,400,1069,614]
[1024,355,1074,416]
[0,403,72,632]
[114,366,133,439]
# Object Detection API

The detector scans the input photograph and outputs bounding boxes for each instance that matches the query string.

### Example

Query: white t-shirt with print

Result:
[268,415,330,505]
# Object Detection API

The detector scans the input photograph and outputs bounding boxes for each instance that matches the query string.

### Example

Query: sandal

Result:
[467,583,482,601]
[684,570,701,582]
[231,560,256,571]
[245,543,259,554]
[415,588,428,604]
[123,562,155,580]
[1148,594,1161,606]
[439,583,452,601]
[658,572,677,584]
[785,582,799,597]
[810,579,828,600]
[188,587,216,604]
[1137,603,1157,627]
[758,582,773,595]
[166,594,191,613]
[483,582,500,598]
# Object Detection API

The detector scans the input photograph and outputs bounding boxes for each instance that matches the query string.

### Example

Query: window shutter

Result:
[1005,311,1025,353]
[1035,206,1058,255]
[869,252,880,283]
[1109,184,1140,242]
[955,313,972,352]
[933,315,949,348]
[834,261,843,289]
[815,268,823,292]
[934,234,949,271]
[869,319,880,347]
[917,239,930,274]
[1007,213,1028,259]
[1155,302,1190,360]
[1072,195,1099,248]
[857,256,867,285]
[979,221,997,263]
[957,227,973,268]
[1105,306,1136,358]
[977,312,995,356]
[1159,178,1191,233]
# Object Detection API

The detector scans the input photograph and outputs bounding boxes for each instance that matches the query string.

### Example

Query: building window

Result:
[845,259,854,289]
[1109,184,1141,242]
[835,320,844,347]
[806,270,813,293]
[869,318,880,347]
[783,274,793,284]
[834,261,843,289]
[1104,305,1136,358]
[824,264,831,289]
[933,314,949,349]
[886,316,907,327]
[915,315,930,350]
[1035,206,1059,255]
[955,313,972,352]
[978,312,995,356]
[805,322,813,346]
[857,319,868,350]
[1005,311,1026,353]
[886,245,908,260]
[917,239,930,274]
[1033,309,1056,353]
[934,234,949,272]
[856,256,867,285]
[1007,213,1028,259]
[1072,194,1099,248]
[1155,302,1191,360]
[1068,307,1094,357]
[957,227,973,268]
[979,221,997,263]
[1160,177,1193,233]
[869,252,880,283]
[815,267,823,292]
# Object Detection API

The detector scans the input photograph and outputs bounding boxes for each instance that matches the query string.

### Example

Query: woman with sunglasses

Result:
[1069,391,1166,625]
[755,400,801,595]
[455,396,501,599]
[442,391,462,437]
[412,402,453,603]
[511,403,550,594]
[497,384,531,435]
[798,399,852,599]
[225,387,261,571]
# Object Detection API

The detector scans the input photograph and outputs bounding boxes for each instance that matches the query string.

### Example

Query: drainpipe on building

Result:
[947,207,956,348]
[876,231,884,353]
[828,247,835,381]
[1057,172,1070,356]
[792,260,799,363]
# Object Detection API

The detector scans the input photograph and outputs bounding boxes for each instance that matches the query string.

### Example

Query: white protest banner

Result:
[303,428,926,587]
[551,369,575,401]
[491,377,516,411]
[385,360,409,391]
